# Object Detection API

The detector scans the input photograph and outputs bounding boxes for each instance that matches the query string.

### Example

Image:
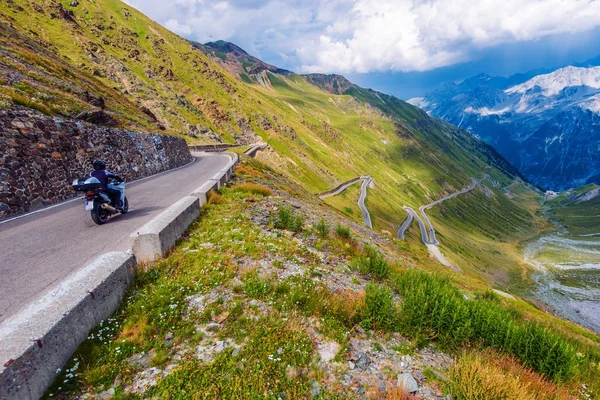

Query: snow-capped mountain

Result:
[409,64,600,190]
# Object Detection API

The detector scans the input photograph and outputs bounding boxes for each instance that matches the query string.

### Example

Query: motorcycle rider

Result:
[90,160,124,210]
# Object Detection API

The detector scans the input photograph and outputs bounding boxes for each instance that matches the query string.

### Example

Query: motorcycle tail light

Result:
[86,191,95,196]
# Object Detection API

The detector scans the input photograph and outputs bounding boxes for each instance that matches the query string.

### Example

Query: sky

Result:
[123,0,600,99]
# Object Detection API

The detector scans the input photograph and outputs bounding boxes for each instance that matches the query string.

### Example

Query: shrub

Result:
[352,245,391,280]
[232,183,273,197]
[313,218,330,239]
[334,223,351,239]
[273,206,303,232]
[359,283,397,331]
[391,269,579,381]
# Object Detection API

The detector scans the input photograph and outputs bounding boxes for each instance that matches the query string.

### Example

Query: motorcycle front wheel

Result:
[91,202,109,225]
[121,197,129,214]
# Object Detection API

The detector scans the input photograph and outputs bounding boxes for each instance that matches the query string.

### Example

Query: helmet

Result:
[93,160,106,171]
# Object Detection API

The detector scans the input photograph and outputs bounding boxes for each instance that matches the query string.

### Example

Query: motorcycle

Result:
[72,177,129,225]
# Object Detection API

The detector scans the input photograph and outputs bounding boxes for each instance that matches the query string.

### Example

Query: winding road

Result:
[399,177,479,244]
[320,176,373,228]
[503,177,525,197]
[359,178,373,229]
[0,153,231,324]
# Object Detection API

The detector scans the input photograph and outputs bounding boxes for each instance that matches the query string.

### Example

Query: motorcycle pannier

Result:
[72,177,103,191]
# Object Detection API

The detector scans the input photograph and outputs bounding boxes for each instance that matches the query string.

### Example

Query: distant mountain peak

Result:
[191,40,291,86]
[203,40,250,57]
[302,73,354,95]
[506,66,600,96]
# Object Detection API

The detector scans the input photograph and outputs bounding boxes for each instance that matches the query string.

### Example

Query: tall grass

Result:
[447,351,573,400]
[273,206,303,232]
[313,218,330,239]
[359,283,397,331]
[231,183,273,197]
[391,269,579,381]
[334,223,351,239]
[352,245,391,280]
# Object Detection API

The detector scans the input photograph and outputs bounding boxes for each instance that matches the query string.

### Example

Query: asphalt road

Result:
[0,154,230,323]
[320,176,373,229]
[358,178,373,229]
[398,177,478,245]
[318,177,362,199]
[397,209,413,240]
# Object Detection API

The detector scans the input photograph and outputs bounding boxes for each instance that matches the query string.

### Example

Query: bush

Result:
[334,223,351,239]
[232,183,273,197]
[313,218,330,239]
[359,283,397,331]
[391,269,579,381]
[352,245,391,280]
[273,206,303,232]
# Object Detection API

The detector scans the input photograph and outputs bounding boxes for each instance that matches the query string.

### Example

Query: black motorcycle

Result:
[72,177,129,225]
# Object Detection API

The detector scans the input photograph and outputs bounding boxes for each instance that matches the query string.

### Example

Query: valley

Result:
[525,185,600,333]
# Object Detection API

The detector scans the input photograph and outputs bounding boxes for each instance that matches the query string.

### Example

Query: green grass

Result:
[154,317,314,399]
[546,184,600,235]
[272,205,303,232]
[313,217,330,239]
[351,244,392,280]
[46,161,599,399]
[391,269,598,382]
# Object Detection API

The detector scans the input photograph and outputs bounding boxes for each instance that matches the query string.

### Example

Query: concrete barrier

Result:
[244,143,267,157]
[0,252,136,400]
[189,180,217,205]
[130,196,201,263]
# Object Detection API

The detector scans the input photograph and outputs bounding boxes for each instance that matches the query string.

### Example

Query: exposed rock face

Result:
[75,110,117,126]
[0,108,193,218]
[303,74,355,95]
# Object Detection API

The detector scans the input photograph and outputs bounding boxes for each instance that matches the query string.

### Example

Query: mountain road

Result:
[0,153,231,324]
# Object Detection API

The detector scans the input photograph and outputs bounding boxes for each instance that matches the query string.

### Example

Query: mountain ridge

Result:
[410,62,600,190]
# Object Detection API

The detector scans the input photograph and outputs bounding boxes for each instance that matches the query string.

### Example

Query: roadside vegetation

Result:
[47,158,600,399]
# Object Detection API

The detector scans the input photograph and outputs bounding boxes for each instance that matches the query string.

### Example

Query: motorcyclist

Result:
[90,160,124,209]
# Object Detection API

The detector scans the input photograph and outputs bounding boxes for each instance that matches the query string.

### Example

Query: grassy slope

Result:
[1,1,543,284]
[49,158,600,399]
[546,184,600,235]
[252,73,543,285]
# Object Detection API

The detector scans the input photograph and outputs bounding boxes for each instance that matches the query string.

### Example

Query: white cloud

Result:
[123,0,600,73]
[164,18,192,36]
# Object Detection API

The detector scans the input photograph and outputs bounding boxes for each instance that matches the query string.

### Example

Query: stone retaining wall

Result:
[0,108,193,218]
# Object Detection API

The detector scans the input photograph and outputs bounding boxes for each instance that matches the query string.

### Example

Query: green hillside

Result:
[1,0,543,285]
[546,184,600,235]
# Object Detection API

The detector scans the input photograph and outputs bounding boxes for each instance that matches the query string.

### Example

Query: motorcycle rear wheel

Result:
[91,202,109,225]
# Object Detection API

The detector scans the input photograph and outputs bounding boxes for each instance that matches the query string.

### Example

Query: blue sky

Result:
[124,0,600,99]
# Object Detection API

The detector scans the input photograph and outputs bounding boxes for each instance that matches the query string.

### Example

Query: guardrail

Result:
[0,152,239,400]
[188,144,236,152]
